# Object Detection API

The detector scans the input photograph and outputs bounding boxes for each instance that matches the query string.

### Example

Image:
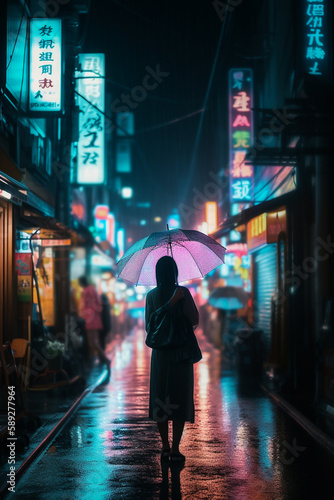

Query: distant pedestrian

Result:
[78,276,110,369]
[145,256,199,463]
[99,293,112,350]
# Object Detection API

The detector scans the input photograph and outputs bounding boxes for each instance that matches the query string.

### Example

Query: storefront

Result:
[15,217,73,340]
[247,208,288,373]
[0,152,28,345]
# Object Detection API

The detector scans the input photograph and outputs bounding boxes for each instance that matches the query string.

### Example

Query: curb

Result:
[0,368,109,498]
[261,385,334,456]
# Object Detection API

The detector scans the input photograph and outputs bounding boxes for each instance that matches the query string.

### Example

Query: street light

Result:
[121,187,133,199]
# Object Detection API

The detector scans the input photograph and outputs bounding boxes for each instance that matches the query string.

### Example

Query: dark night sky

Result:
[82,0,240,231]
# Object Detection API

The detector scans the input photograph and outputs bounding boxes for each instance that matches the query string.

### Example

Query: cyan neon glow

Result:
[305,0,328,77]
[76,54,105,184]
[29,19,62,112]
[229,69,254,205]
[167,213,180,229]
[121,187,133,199]
[117,228,125,259]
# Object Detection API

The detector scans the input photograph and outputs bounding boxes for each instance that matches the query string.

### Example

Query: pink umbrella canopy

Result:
[117,228,226,285]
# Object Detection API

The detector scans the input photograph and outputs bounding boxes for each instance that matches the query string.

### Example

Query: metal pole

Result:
[166,224,173,259]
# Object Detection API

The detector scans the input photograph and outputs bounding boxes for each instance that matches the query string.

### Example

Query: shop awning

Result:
[0,172,28,204]
[210,190,296,239]
[18,209,73,241]
[0,147,28,204]
[18,211,117,269]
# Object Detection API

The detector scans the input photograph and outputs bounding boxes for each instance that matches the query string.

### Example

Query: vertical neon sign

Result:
[305,0,329,78]
[29,19,62,112]
[76,54,105,184]
[229,68,254,205]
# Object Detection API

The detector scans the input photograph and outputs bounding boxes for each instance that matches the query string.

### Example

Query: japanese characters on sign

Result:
[305,0,328,78]
[76,54,105,184]
[29,19,62,112]
[247,208,287,252]
[229,69,254,204]
[247,213,267,252]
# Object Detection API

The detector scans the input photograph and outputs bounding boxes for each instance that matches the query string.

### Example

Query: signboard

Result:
[29,19,62,112]
[33,247,55,326]
[116,112,134,136]
[229,69,254,204]
[304,0,329,78]
[267,209,287,243]
[116,141,132,173]
[117,228,125,260]
[107,213,115,246]
[94,204,109,241]
[41,239,71,247]
[94,205,109,219]
[247,213,267,252]
[71,187,87,222]
[247,208,287,252]
[205,202,217,234]
[76,54,105,184]
[15,253,32,302]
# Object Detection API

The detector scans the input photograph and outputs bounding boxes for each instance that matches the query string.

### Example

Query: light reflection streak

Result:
[114,338,132,369]
[135,328,145,372]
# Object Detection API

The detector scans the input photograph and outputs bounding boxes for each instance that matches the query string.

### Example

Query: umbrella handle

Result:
[166,224,174,259]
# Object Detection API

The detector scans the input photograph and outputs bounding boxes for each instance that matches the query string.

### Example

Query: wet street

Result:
[15,328,334,500]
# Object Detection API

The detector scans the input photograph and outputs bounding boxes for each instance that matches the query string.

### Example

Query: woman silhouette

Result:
[145,256,199,462]
[78,276,111,369]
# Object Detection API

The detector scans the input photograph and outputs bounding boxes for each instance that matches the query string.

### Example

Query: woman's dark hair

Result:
[78,276,89,288]
[155,256,178,286]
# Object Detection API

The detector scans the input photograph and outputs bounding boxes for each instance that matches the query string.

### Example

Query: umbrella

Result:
[117,228,226,285]
[208,286,249,310]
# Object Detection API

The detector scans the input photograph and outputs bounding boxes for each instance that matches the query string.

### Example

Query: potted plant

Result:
[45,340,65,370]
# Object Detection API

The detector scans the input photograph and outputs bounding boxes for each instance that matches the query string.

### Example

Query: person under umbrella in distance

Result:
[145,256,199,463]
[78,276,111,370]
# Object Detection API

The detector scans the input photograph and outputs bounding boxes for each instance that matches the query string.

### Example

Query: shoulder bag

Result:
[146,301,202,364]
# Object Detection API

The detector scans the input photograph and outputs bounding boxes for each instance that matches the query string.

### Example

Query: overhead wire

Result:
[182,0,231,205]
[135,108,206,134]
[253,166,285,197]
[74,72,185,104]
[261,169,296,202]
[74,89,160,188]
[18,17,29,110]
[6,0,27,71]
[0,0,27,94]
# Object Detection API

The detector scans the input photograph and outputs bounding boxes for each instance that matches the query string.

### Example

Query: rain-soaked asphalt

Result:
[14,326,334,499]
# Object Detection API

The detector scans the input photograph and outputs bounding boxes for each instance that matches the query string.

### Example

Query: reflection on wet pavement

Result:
[16,327,334,499]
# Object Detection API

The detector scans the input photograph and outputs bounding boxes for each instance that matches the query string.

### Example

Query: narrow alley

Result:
[13,328,334,500]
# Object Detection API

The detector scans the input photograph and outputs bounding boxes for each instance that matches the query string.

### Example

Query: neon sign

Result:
[247,208,287,252]
[229,69,254,204]
[29,19,62,112]
[76,54,105,184]
[205,202,217,234]
[305,0,329,77]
